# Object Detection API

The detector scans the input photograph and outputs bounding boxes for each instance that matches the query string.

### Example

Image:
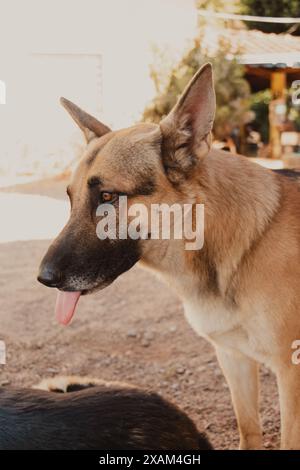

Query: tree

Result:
[143,36,251,142]
[240,0,300,35]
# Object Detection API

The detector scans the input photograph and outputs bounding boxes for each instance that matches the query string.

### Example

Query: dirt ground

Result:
[0,177,280,450]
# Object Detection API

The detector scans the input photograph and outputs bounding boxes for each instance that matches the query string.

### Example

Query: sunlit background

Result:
[0,0,198,241]
[1,0,300,241]
[0,0,197,184]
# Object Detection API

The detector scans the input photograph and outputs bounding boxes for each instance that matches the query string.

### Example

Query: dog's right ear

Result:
[160,63,215,183]
[60,97,111,143]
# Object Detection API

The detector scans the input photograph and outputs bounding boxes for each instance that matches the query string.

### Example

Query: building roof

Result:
[202,27,300,67]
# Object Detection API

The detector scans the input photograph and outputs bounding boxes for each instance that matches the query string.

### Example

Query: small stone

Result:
[264,440,272,448]
[0,380,10,386]
[214,369,223,377]
[141,339,150,348]
[46,367,58,374]
[143,331,155,341]
[176,367,185,375]
[101,357,112,366]
[127,330,137,338]
[171,383,179,390]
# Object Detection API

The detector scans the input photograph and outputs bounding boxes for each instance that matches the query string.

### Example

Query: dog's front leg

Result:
[277,364,300,449]
[216,347,262,449]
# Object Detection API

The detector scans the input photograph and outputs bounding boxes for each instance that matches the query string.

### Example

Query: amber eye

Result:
[100,191,115,203]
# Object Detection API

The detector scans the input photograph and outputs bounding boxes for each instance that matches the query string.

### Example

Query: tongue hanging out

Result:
[55,291,81,325]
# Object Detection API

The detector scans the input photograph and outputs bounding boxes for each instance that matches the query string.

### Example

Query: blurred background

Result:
[0,0,299,449]
[1,0,300,188]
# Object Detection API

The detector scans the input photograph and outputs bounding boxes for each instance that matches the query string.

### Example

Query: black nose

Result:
[37,264,62,288]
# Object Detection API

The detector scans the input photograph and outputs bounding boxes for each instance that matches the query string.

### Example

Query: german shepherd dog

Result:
[0,376,211,450]
[38,64,300,449]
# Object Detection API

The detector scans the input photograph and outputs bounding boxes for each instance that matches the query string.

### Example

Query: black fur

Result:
[0,384,213,450]
[38,222,141,294]
[66,382,96,392]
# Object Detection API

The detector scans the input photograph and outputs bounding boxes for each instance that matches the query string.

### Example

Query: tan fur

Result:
[140,152,300,449]
[43,64,300,449]
[34,376,134,392]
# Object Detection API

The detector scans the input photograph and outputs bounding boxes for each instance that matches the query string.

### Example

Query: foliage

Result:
[287,87,300,131]
[240,0,300,35]
[249,87,300,142]
[143,37,251,141]
[249,89,272,143]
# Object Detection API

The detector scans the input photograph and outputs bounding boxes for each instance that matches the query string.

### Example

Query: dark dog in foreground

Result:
[0,376,212,450]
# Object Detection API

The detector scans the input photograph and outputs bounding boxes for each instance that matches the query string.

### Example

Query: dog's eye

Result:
[100,192,117,204]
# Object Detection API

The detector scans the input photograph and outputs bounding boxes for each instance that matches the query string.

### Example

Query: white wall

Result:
[0,0,197,179]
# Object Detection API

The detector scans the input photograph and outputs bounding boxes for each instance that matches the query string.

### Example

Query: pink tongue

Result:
[55,291,81,325]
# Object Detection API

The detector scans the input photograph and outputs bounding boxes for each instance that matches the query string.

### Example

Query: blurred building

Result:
[202,26,300,161]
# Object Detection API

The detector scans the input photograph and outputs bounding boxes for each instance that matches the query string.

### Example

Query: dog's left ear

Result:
[160,63,215,182]
[60,97,111,143]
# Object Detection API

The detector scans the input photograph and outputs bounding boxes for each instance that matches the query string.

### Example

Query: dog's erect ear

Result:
[160,63,215,183]
[60,97,111,143]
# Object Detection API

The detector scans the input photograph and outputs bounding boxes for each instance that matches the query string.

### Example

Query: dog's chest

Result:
[183,297,248,350]
[183,296,273,364]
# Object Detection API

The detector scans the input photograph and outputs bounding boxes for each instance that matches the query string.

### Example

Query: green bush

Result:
[249,89,272,143]
[143,37,251,141]
[240,0,300,35]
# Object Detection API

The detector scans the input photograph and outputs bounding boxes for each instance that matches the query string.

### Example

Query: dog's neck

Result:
[140,150,281,302]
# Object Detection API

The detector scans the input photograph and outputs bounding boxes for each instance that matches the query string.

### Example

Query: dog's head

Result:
[38,64,215,324]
